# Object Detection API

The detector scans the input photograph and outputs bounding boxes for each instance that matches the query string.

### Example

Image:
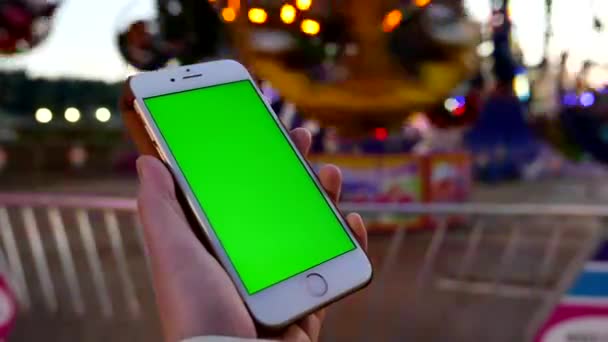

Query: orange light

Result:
[382,10,402,32]
[296,0,312,11]
[280,4,297,24]
[415,0,431,7]
[221,8,236,22]
[300,19,320,35]
[248,8,267,24]
[228,0,240,11]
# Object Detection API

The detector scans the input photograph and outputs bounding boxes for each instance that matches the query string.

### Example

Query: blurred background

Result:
[1,0,608,341]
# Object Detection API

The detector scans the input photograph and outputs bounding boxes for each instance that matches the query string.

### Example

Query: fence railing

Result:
[0,193,605,341]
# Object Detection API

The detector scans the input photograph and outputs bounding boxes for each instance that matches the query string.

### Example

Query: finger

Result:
[136,155,209,287]
[136,155,255,340]
[297,314,322,342]
[280,324,310,342]
[290,127,312,157]
[313,309,326,323]
[346,212,368,251]
[120,78,158,156]
[318,164,341,203]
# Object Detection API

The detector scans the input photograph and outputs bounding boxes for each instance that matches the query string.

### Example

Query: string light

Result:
[35,108,52,123]
[444,98,460,112]
[228,0,240,11]
[415,0,431,7]
[296,0,312,11]
[453,106,465,116]
[375,128,388,141]
[64,107,81,123]
[476,41,495,57]
[382,10,403,32]
[513,73,531,101]
[580,92,595,107]
[301,19,320,35]
[280,4,297,24]
[95,108,112,122]
[444,97,466,116]
[221,8,236,22]
[248,8,267,24]
[563,93,578,106]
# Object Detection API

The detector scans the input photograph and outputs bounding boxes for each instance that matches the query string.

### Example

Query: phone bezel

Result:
[130,59,372,328]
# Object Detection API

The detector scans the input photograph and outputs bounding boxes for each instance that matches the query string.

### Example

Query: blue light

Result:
[563,93,578,106]
[455,96,466,106]
[580,92,595,107]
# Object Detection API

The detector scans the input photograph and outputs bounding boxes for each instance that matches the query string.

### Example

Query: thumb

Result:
[136,156,254,340]
[136,156,205,273]
[137,156,210,340]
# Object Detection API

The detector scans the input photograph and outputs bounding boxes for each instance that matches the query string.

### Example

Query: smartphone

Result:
[130,60,372,328]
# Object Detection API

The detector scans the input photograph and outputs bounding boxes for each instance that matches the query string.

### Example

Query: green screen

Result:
[144,80,355,294]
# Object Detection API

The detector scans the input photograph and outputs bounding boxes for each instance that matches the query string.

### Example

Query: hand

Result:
[136,129,367,342]
[120,81,368,341]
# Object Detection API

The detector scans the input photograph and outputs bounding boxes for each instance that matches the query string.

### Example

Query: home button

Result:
[306,273,328,297]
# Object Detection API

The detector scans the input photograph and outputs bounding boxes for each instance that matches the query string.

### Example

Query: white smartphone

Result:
[130,60,373,328]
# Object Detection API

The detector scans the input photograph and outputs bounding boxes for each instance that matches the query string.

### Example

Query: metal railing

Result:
[0,193,605,341]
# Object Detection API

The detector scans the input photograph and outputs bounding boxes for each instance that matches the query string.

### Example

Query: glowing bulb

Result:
[382,10,403,32]
[580,92,595,107]
[280,4,297,24]
[95,108,112,122]
[296,0,312,11]
[476,41,495,57]
[64,107,81,123]
[563,93,578,106]
[444,98,460,112]
[415,0,431,7]
[35,108,52,123]
[453,106,465,116]
[248,8,267,24]
[221,8,236,22]
[375,128,388,141]
[301,19,320,35]
[228,0,240,11]
[513,74,530,101]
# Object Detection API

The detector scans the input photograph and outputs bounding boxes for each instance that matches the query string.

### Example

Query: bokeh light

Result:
[248,8,268,24]
[580,92,595,107]
[444,98,460,112]
[382,10,403,33]
[375,127,389,141]
[95,108,112,122]
[64,107,81,123]
[476,41,495,58]
[415,0,431,7]
[35,108,53,124]
[280,4,297,24]
[301,19,320,36]
[563,93,578,106]
[513,74,531,101]
[221,8,236,22]
[228,0,240,10]
[296,0,312,11]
